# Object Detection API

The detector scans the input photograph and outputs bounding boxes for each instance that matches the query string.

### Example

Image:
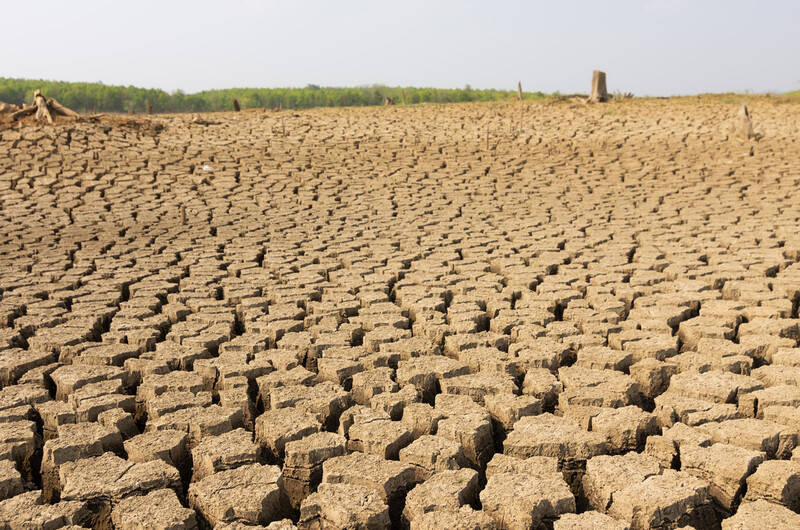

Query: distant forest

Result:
[0,78,555,114]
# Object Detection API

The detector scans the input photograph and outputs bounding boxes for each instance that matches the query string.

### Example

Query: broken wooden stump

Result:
[34,91,54,123]
[233,99,241,112]
[146,100,152,115]
[590,70,609,103]
[518,81,523,101]
[9,90,80,124]
[736,104,755,140]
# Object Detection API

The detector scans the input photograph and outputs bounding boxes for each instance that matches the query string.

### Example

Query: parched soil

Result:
[1,98,800,529]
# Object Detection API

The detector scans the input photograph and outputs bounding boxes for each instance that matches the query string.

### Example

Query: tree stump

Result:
[402,89,406,106]
[146,100,152,115]
[9,90,80,124]
[518,81,523,101]
[736,104,754,139]
[590,70,608,103]
[233,99,241,112]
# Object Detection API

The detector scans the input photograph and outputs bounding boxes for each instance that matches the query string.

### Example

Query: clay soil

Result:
[1,97,800,529]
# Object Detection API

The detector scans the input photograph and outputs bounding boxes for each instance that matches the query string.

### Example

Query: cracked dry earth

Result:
[0,98,799,530]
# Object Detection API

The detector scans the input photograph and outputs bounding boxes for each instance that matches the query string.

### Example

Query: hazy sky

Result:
[2,0,798,95]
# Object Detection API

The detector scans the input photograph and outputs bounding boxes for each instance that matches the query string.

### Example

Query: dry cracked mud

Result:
[1,97,799,529]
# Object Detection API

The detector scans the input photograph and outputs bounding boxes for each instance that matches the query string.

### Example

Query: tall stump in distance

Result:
[233,99,241,112]
[146,100,152,115]
[590,70,608,103]
[736,104,755,139]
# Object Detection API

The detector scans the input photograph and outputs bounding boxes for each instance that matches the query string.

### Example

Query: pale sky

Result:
[2,0,797,96]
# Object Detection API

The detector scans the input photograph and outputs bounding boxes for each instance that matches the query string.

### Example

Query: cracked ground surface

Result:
[1,98,800,529]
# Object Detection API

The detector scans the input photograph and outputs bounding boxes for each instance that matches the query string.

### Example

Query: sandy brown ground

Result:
[1,97,799,529]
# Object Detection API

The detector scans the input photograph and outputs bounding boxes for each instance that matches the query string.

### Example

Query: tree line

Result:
[0,78,555,114]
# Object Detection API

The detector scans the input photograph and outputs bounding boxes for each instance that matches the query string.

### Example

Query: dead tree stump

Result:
[9,90,80,124]
[736,104,754,139]
[146,100,152,115]
[590,70,608,103]
[518,81,523,101]
[402,89,406,106]
[233,99,241,112]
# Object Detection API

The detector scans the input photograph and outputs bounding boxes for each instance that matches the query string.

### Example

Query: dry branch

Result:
[0,101,20,114]
[49,97,81,118]
[191,115,219,126]
[9,106,36,121]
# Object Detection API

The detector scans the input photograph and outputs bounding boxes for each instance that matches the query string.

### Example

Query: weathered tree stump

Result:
[146,100,152,115]
[9,90,80,124]
[736,104,754,139]
[518,81,523,101]
[402,89,406,106]
[590,70,608,103]
[233,99,241,112]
